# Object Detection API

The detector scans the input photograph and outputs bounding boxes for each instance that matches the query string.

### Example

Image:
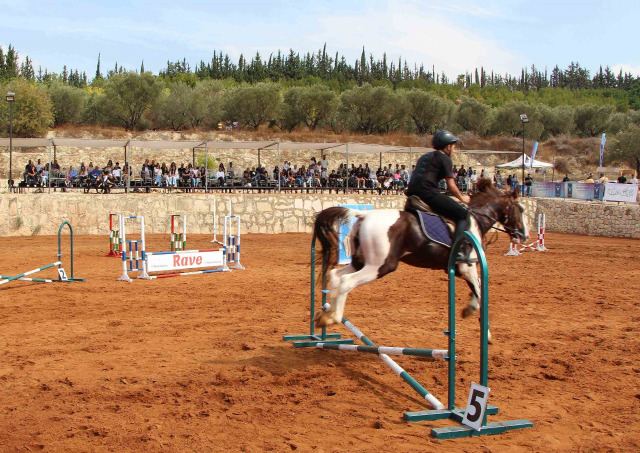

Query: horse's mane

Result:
[469,178,506,208]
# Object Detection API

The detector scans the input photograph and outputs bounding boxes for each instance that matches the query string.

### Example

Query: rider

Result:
[406,130,472,262]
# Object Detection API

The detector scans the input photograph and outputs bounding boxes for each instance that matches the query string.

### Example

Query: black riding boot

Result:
[453,217,473,263]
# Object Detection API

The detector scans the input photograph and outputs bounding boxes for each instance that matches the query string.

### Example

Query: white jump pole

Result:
[212,198,232,245]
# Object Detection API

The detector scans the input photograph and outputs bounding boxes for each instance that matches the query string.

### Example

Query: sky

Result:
[1,0,639,79]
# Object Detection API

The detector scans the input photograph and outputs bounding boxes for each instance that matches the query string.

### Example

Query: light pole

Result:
[519,114,529,194]
[6,92,15,188]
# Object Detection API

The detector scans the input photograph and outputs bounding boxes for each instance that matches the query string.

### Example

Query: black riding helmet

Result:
[432,130,459,150]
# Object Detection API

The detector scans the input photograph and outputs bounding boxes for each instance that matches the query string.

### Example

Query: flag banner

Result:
[599,133,606,168]
[529,142,539,173]
[338,204,373,264]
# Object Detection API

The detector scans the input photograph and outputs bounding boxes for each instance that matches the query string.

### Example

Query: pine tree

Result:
[95,53,102,80]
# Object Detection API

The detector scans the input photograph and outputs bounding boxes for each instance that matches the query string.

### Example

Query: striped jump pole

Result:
[0,261,61,286]
[225,215,244,270]
[106,214,122,257]
[170,214,187,251]
[0,276,58,283]
[535,213,548,251]
[118,216,149,282]
[315,342,448,359]
[317,311,445,411]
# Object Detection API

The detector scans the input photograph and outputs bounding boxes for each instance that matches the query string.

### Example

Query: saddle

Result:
[404,196,454,248]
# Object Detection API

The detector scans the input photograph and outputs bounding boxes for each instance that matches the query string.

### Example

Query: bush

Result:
[48,81,87,126]
[0,78,53,137]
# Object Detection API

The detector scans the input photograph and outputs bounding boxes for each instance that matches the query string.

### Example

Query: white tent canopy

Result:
[496,154,554,169]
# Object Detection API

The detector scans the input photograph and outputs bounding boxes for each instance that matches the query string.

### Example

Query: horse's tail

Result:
[313,207,362,277]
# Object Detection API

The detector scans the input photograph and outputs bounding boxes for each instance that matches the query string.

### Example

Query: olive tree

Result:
[223,82,281,129]
[404,89,457,134]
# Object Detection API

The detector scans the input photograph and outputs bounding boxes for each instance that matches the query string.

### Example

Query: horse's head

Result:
[472,179,529,244]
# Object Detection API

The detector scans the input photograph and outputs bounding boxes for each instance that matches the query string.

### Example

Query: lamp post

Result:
[6,92,15,188]
[519,114,529,194]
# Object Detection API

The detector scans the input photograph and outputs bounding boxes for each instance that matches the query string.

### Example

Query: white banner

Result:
[147,250,224,272]
[603,183,639,203]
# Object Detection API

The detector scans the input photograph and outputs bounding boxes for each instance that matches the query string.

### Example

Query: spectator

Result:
[169,163,179,187]
[470,170,479,191]
[524,173,533,197]
[41,163,50,186]
[629,174,638,185]
[154,164,162,186]
[598,173,609,184]
[585,173,595,183]
[369,167,378,188]
[216,164,226,186]
[112,162,122,183]
[68,166,79,186]
[319,154,329,171]
[562,174,570,182]
[228,162,236,180]
[617,174,627,184]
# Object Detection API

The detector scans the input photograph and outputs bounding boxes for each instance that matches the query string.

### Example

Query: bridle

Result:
[471,197,525,239]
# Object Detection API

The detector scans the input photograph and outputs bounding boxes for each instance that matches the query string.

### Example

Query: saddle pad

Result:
[417,211,453,248]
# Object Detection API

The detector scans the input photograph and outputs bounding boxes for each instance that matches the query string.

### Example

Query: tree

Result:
[0,78,53,136]
[405,90,457,134]
[100,71,162,130]
[47,82,87,125]
[223,82,281,129]
[539,105,574,137]
[155,82,193,130]
[339,84,407,134]
[491,101,544,139]
[609,126,640,175]
[189,79,225,128]
[280,85,338,132]
[456,96,492,136]
[573,104,613,137]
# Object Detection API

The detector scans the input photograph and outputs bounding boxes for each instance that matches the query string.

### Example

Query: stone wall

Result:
[0,193,637,239]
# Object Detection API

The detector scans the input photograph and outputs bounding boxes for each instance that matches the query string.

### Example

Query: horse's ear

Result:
[476,178,493,193]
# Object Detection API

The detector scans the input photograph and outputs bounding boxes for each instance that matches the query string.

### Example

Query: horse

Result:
[312,179,529,342]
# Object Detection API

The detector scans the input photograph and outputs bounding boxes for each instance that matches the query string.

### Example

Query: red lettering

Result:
[196,257,202,265]
[173,255,180,266]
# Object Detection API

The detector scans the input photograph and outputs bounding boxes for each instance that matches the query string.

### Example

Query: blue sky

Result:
[1,0,639,79]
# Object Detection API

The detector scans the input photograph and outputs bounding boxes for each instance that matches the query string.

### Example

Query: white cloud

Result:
[310,0,521,77]
[611,64,640,77]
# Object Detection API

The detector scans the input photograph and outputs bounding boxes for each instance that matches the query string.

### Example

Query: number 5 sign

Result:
[462,382,491,431]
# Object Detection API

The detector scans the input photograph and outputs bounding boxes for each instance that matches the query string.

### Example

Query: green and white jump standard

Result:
[284,232,533,439]
[0,221,84,286]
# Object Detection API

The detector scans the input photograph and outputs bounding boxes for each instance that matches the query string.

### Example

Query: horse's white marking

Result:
[320,210,400,325]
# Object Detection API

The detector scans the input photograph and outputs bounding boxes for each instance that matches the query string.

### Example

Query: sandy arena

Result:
[0,230,639,452]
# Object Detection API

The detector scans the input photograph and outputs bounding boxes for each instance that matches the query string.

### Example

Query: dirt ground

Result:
[0,230,639,452]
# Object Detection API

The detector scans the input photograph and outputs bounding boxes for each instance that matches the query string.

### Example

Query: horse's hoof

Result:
[461,306,477,318]
[314,311,338,328]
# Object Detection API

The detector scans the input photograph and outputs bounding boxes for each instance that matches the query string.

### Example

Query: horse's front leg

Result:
[314,265,380,327]
[457,262,492,343]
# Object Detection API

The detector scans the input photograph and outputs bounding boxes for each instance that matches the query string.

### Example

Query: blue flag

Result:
[599,133,606,168]
[529,142,539,173]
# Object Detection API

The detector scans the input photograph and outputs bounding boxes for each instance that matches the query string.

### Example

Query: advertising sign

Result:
[146,250,224,272]
[603,183,639,203]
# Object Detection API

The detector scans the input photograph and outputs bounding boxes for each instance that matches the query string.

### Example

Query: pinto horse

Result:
[313,179,529,341]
